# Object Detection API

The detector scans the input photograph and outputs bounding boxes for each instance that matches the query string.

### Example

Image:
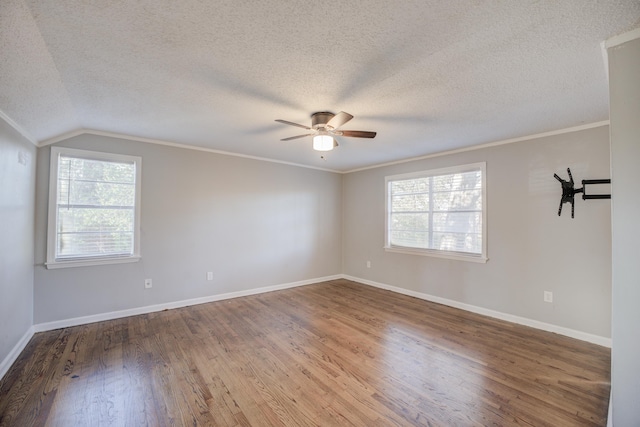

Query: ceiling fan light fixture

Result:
[276,111,375,152]
[313,134,334,151]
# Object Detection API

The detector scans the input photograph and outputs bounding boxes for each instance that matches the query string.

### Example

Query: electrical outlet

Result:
[145,278,152,289]
[207,272,213,281]
[544,291,553,303]
[366,261,371,268]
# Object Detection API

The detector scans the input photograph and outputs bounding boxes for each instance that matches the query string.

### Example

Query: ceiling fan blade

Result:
[281,134,313,141]
[338,130,377,138]
[275,119,311,130]
[326,111,353,130]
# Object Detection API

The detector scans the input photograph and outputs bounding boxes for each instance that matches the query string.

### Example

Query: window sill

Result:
[384,246,488,263]
[45,255,141,270]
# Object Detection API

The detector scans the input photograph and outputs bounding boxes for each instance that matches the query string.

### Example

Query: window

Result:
[385,162,487,262]
[46,147,142,269]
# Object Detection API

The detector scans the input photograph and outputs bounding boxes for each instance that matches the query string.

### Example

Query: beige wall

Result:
[609,35,640,426]
[21,123,613,345]
[343,125,612,339]
[0,116,36,374]
[33,134,343,323]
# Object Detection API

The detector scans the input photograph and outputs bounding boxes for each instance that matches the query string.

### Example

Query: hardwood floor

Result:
[0,279,610,426]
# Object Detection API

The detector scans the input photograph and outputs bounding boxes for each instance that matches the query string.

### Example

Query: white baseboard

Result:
[23,271,609,361]
[344,275,612,348]
[34,275,342,333]
[0,326,35,381]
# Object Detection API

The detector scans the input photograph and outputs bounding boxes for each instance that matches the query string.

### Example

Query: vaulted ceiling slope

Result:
[1,1,639,171]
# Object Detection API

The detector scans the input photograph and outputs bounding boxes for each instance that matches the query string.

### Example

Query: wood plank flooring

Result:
[0,279,611,426]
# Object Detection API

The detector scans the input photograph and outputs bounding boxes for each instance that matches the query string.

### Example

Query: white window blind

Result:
[385,163,487,261]
[47,147,142,268]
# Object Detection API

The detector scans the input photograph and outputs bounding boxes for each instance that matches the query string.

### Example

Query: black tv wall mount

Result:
[554,168,611,218]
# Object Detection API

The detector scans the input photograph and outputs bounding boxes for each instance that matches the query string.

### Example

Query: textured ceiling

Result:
[1,1,639,171]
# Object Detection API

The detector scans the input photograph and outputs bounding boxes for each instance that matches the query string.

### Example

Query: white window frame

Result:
[384,162,487,263]
[46,147,142,269]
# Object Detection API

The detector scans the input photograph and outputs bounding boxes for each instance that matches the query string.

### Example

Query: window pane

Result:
[432,212,482,234]
[391,178,429,195]
[57,207,135,257]
[54,152,138,260]
[391,193,429,211]
[59,157,135,183]
[58,180,135,207]
[432,189,482,211]
[432,231,482,253]
[58,208,135,233]
[390,230,429,248]
[391,213,429,231]
[387,164,484,257]
[433,170,481,191]
[58,231,134,257]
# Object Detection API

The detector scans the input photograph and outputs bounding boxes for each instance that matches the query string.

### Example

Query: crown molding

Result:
[605,27,640,49]
[344,120,610,174]
[39,129,342,173]
[36,120,611,175]
[0,109,38,146]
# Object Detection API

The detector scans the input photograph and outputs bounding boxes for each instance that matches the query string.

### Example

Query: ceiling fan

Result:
[275,111,376,151]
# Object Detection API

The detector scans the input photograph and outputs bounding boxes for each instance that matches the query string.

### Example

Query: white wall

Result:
[343,125,612,340]
[609,35,640,426]
[33,134,342,324]
[0,116,35,375]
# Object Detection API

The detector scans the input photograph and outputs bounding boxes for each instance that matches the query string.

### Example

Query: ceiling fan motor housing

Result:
[311,112,335,129]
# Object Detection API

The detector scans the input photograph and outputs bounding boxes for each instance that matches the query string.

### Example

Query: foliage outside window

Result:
[46,147,142,269]
[385,162,487,262]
